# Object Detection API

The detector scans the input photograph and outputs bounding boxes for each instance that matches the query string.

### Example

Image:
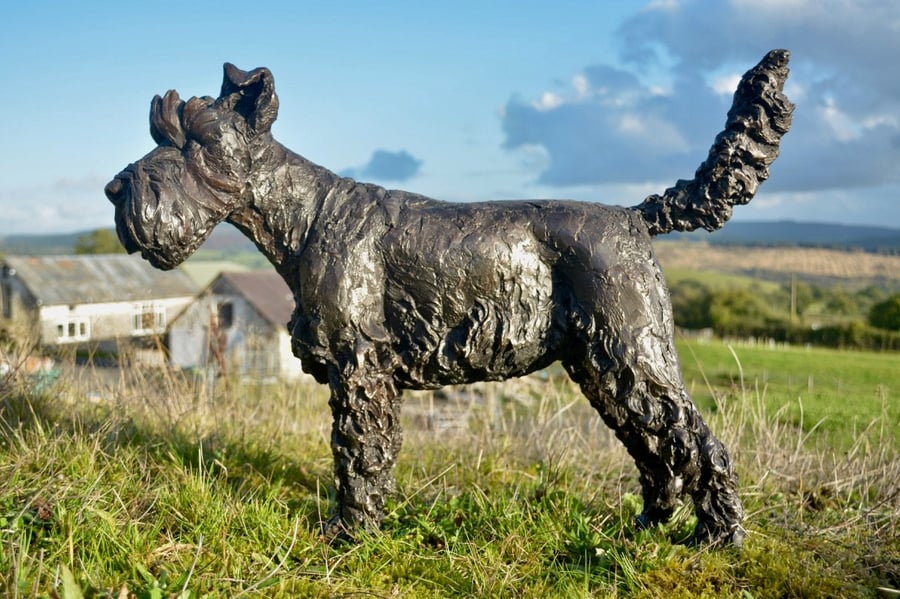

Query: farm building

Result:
[168,270,308,381]
[0,254,197,349]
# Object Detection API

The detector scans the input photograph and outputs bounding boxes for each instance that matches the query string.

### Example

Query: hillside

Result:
[0,231,84,255]
[653,240,900,289]
[0,224,255,256]
[671,220,900,252]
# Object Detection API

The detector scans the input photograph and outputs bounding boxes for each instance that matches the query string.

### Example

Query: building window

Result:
[56,318,90,342]
[217,301,234,329]
[133,303,166,334]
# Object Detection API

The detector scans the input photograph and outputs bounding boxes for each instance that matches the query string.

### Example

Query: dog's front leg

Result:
[323,359,403,540]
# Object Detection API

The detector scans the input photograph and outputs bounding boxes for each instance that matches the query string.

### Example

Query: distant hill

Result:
[674,220,900,253]
[2,220,898,256]
[192,223,256,251]
[0,231,84,255]
[654,240,900,290]
[0,223,255,255]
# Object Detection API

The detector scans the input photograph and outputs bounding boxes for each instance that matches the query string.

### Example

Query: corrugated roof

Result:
[180,260,249,288]
[218,270,294,326]
[3,254,198,305]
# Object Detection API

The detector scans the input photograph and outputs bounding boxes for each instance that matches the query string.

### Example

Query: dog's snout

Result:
[105,177,125,204]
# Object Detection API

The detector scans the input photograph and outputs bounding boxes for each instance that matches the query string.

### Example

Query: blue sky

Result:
[2,1,899,235]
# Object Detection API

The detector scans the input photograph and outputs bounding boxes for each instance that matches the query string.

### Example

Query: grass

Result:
[1,340,898,597]
[677,338,899,447]
[663,268,782,294]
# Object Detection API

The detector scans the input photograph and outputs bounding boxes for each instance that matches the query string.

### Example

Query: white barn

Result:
[0,254,197,349]
[168,270,308,381]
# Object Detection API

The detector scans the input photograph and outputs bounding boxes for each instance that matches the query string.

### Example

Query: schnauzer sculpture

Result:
[107,50,793,546]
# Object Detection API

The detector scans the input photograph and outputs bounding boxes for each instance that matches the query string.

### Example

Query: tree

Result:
[669,280,713,329]
[709,289,777,336]
[73,229,126,254]
[868,294,900,331]
[823,288,860,316]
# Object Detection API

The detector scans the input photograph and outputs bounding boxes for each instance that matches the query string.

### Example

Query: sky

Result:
[2,0,899,236]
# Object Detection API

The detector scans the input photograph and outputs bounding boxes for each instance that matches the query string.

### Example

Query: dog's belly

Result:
[383,221,565,388]
[389,289,561,388]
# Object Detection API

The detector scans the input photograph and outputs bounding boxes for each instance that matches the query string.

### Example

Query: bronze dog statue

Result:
[106,50,792,546]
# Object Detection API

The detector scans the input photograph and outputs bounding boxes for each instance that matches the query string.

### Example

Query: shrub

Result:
[868,293,900,331]
[669,280,713,329]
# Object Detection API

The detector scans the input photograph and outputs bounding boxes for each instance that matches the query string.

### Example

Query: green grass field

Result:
[1,340,898,597]
[677,338,899,447]
[663,268,783,293]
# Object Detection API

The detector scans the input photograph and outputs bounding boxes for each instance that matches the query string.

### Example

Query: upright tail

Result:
[635,49,794,236]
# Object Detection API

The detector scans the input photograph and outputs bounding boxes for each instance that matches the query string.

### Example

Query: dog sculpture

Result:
[106,50,793,546]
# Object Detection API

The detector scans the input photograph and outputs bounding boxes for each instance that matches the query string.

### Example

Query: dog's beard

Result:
[117,153,233,270]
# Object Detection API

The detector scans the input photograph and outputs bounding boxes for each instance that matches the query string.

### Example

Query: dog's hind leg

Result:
[324,346,403,539]
[563,264,744,546]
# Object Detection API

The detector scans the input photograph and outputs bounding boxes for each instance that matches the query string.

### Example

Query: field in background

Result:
[676,338,899,447]
[654,240,900,290]
[663,267,782,293]
[1,339,898,597]
[656,242,900,348]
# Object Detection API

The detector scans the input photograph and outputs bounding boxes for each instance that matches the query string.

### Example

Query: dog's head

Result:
[105,64,279,269]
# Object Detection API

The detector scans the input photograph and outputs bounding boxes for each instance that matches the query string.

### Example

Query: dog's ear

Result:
[150,90,187,149]
[219,63,279,134]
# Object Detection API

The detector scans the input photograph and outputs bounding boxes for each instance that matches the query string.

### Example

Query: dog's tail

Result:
[635,49,794,237]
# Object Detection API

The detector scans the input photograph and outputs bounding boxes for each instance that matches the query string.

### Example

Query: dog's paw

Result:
[320,515,356,545]
[687,521,746,549]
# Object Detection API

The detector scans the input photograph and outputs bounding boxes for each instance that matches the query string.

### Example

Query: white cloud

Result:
[531,91,564,112]
[709,73,741,96]
[783,79,806,103]
[618,114,645,134]
[861,114,899,130]
[501,0,900,199]
[502,56,731,185]
[820,97,859,142]
[730,0,810,12]
[645,0,680,12]
[572,74,590,98]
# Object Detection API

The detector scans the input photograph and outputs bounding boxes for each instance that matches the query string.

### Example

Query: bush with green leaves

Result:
[868,294,900,331]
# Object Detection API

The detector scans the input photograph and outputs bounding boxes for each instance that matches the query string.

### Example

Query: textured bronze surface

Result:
[107,50,793,546]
